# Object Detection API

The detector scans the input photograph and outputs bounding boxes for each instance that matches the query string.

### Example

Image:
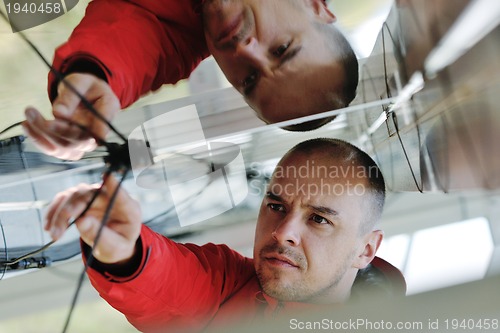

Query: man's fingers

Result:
[23,107,60,151]
[44,176,141,263]
[47,184,99,240]
[100,175,142,223]
[77,216,134,263]
[75,216,101,246]
[53,74,93,119]
[88,81,121,122]
[22,121,58,154]
[48,119,98,146]
[45,192,68,232]
[53,73,119,124]
[23,107,98,160]
[23,122,87,160]
[51,198,90,240]
[24,74,120,161]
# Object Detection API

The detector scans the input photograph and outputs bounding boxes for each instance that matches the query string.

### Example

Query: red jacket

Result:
[49,0,210,107]
[85,225,406,332]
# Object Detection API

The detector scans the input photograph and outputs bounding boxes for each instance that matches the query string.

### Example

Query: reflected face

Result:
[253,152,375,303]
[202,0,345,123]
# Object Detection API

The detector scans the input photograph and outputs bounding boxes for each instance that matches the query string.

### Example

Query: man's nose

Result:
[234,37,271,75]
[272,214,301,247]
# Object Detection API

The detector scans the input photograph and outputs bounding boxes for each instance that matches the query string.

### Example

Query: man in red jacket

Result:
[45,138,405,332]
[23,0,358,160]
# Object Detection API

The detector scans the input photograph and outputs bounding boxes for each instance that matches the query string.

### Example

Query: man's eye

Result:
[311,214,329,224]
[273,43,290,57]
[268,203,285,212]
[242,72,257,87]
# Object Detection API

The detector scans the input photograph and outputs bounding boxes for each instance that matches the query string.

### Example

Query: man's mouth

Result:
[265,253,300,268]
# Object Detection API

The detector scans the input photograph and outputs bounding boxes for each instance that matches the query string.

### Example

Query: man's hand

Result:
[22,73,120,160]
[45,175,142,264]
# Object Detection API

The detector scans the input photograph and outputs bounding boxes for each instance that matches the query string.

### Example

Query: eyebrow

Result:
[307,205,338,217]
[278,45,303,69]
[266,192,339,216]
[266,191,284,202]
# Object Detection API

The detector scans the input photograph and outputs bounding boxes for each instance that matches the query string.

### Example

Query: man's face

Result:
[202,0,345,123]
[253,152,380,303]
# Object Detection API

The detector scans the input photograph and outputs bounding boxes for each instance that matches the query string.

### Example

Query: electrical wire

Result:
[390,112,423,193]
[381,23,393,100]
[18,133,47,260]
[359,63,388,173]
[0,9,138,333]
[0,10,127,143]
[61,169,129,333]
[1,168,112,267]
[0,17,131,265]
[0,121,24,137]
[0,218,7,280]
[380,21,425,192]
[0,115,114,154]
[2,5,221,333]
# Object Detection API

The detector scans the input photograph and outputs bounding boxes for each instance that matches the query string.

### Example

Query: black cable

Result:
[79,155,109,161]
[377,24,398,140]
[383,20,424,192]
[0,121,24,137]
[391,112,423,193]
[2,240,55,267]
[61,168,129,333]
[0,88,126,268]
[378,21,424,192]
[1,9,136,333]
[2,169,111,267]
[383,20,426,192]
[18,136,47,258]
[0,218,8,280]
[0,113,114,161]
[0,10,127,143]
[0,117,116,157]
[381,23,393,99]
[359,64,387,171]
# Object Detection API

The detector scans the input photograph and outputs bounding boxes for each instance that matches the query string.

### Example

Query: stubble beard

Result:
[256,246,355,303]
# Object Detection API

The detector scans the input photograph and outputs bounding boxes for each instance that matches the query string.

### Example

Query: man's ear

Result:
[353,230,383,269]
[308,0,336,23]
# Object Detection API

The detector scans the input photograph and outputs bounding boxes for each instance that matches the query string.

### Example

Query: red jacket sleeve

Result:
[49,0,210,108]
[86,225,255,332]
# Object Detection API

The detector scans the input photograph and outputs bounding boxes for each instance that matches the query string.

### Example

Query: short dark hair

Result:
[285,138,385,232]
[316,23,359,107]
[283,24,359,132]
